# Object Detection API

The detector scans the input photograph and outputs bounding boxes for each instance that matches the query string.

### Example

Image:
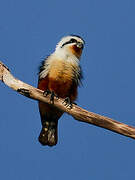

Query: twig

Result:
[0,61,135,139]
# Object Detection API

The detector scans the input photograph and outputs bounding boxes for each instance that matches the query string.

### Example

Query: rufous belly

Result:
[38,60,78,101]
[38,76,77,101]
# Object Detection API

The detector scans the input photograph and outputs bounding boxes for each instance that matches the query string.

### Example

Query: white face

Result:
[55,35,85,50]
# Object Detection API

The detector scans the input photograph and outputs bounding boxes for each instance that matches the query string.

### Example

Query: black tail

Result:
[38,120,58,146]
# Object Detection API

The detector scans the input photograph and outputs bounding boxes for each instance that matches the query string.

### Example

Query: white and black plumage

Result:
[38,35,85,146]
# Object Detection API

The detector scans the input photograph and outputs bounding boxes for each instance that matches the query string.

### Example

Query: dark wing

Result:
[73,65,83,86]
[38,55,49,75]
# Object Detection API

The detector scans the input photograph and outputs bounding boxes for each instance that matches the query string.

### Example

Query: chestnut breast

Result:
[48,60,76,98]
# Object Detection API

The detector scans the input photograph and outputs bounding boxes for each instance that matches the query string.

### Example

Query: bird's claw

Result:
[50,91,55,104]
[43,89,51,97]
[62,97,72,109]
[17,88,30,97]
[43,90,57,104]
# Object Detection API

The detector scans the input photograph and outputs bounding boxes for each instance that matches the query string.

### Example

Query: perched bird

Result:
[38,35,85,146]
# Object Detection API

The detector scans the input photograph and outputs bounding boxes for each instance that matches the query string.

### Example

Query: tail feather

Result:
[38,102,63,146]
[38,120,58,146]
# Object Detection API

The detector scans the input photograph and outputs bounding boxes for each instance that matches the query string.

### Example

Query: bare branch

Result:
[0,61,135,139]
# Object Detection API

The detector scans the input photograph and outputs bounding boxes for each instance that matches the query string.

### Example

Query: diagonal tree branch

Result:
[0,61,135,139]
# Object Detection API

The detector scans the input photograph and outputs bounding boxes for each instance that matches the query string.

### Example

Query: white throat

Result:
[53,48,79,65]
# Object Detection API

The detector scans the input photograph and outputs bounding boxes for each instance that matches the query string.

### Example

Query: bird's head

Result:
[55,35,85,59]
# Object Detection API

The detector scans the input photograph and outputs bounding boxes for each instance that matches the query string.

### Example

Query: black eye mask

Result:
[61,38,78,48]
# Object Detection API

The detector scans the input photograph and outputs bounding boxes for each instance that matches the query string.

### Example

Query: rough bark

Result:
[0,61,135,139]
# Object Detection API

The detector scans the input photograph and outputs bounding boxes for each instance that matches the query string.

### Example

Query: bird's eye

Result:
[61,38,77,48]
[70,38,77,43]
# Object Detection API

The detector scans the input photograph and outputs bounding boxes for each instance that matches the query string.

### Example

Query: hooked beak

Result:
[76,42,84,49]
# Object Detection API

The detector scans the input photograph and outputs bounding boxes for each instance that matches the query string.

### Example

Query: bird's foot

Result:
[62,97,72,109]
[17,88,30,97]
[50,91,55,104]
[43,90,57,104]
[43,89,51,97]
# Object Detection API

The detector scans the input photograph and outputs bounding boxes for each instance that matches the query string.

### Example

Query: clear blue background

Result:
[0,0,135,179]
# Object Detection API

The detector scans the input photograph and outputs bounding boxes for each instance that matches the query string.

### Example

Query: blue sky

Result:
[0,0,135,179]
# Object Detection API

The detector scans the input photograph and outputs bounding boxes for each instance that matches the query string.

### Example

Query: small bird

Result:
[38,35,85,146]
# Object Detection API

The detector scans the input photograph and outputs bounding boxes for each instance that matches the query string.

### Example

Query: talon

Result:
[50,91,55,104]
[56,95,59,100]
[63,97,71,104]
[43,90,51,97]
[43,90,57,104]
[17,88,30,97]
[66,103,72,109]
[63,97,72,109]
